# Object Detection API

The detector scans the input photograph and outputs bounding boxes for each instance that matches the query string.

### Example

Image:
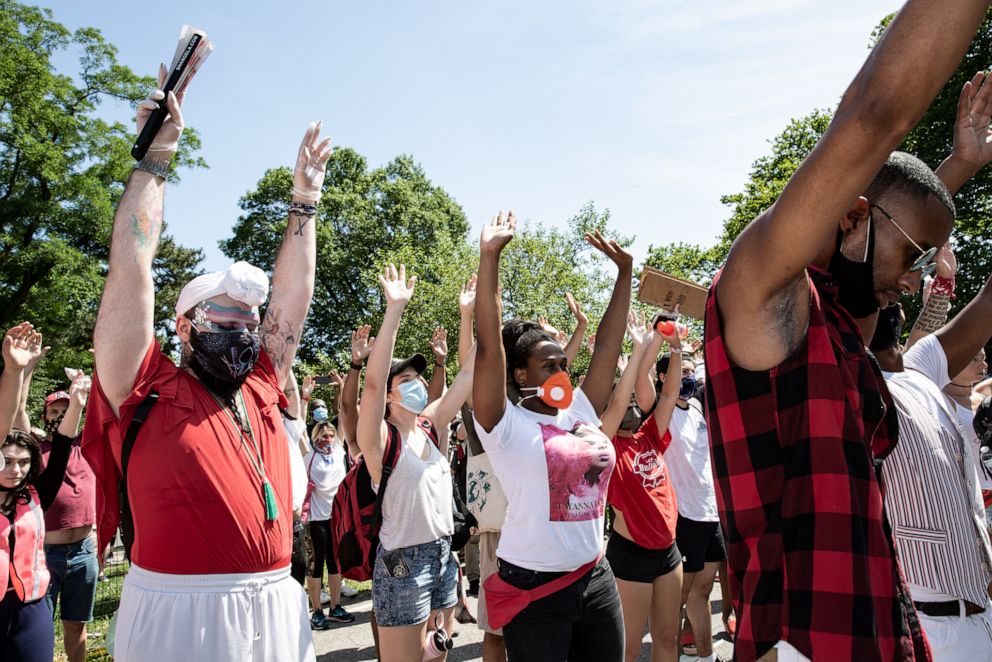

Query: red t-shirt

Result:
[81,341,291,574]
[40,437,96,531]
[608,415,678,549]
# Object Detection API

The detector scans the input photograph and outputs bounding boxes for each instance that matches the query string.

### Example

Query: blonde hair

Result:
[310,421,337,444]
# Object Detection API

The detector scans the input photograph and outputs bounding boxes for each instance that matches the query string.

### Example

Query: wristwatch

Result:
[134,154,170,179]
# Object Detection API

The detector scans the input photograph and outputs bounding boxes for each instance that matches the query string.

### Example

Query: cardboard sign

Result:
[637,267,708,320]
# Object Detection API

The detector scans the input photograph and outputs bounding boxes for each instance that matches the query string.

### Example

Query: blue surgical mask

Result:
[679,376,697,400]
[396,379,428,414]
[312,407,329,422]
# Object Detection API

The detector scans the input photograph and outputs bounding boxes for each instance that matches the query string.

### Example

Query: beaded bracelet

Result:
[289,202,318,216]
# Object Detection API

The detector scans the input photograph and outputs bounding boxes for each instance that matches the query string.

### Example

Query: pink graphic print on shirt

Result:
[541,422,615,522]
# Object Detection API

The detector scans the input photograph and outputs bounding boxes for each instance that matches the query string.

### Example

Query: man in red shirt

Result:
[704,1,992,660]
[81,67,332,662]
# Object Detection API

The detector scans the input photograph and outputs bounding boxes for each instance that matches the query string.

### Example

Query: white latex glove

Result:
[292,121,333,202]
[136,64,185,156]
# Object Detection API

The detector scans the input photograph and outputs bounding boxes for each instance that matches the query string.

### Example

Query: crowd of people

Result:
[3,0,992,660]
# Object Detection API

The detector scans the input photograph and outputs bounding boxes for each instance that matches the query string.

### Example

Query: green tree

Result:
[0,0,205,412]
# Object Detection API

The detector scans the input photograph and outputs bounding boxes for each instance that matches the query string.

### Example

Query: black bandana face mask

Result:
[188,327,260,396]
[829,215,879,319]
[869,304,903,353]
[44,414,64,436]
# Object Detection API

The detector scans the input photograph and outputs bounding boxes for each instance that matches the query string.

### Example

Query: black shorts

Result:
[675,514,725,573]
[605,534,681,583]
[306,519,339,578]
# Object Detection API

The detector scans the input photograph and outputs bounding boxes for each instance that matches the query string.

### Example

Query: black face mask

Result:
[829,215,879,319]
[869,304,903,353]
[44,414,64,437]
[619,404,642,433]
[679,376,698,400]
[188,327,260,397]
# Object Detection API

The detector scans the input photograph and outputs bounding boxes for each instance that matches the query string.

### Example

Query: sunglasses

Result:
[870,204,937,278]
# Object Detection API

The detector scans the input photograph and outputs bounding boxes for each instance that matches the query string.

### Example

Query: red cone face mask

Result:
[519,371,573,409]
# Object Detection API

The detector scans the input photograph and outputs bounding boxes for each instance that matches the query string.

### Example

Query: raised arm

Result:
[424,344,477,455]
[427,326,448,404]
[935,71,992,195]
[562,292,589,368]
[356,264,415,483]
[259,122,332,390]
[635,318,665,412]
[600,315,653,438]
[458,274,477,365]
[473,212,516,432]
[581,232,634,414]
[58,371,91,439]
[652,328,684,435]
[342,325,373,457]
[12,343,49,433]
[934,272,992,379]
[718,0,990,369]
[906,244,956,349]
[94,71,184,413]
[1,323,41,438]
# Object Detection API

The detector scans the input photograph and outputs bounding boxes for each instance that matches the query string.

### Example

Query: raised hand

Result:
[935,242,957,279]
[68,371,92,408]
[584,230,633,271]
[585,332,597,356]
[617,354,629,373]
[378,263,416,308]
[431,326,449,363]
[293,121,334,203]
[328,370,345,390]
[136,64,185,157]
[566,292,588,326]
[626,310,650,348]
[951,71,992,171]
[301,374,316,400]
[459,274,478,316]
[480,210,516,254]
[2,323,42,370]
[351,325,376,363]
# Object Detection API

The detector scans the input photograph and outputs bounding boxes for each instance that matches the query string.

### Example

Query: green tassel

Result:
[263,480,279,521]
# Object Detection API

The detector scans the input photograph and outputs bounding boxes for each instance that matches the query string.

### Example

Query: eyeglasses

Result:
[870,204,937,278]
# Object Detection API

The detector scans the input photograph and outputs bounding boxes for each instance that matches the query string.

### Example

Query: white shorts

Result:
[114,564,315,662]
[918,600,992,660]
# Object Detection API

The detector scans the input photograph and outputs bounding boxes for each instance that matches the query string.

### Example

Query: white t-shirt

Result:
[281,417,309,513]
[901,336,963,435]
[303,442,347,522]
[474,389,615,572]
[665,402,719,522]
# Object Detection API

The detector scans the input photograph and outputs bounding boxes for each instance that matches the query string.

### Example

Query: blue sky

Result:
[42,0,902,272]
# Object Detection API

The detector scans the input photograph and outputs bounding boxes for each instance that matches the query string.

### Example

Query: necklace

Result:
[210,389,279,521]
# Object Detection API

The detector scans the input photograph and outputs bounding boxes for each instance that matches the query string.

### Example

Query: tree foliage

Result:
[0,0,206,413]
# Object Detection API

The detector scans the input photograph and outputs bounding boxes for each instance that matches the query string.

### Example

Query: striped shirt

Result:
[881,335,992,608]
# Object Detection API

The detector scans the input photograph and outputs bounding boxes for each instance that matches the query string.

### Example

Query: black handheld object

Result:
[130,33,202,161]
[314,375,334,385]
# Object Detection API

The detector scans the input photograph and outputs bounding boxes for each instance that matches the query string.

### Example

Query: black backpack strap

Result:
[119,391,159,561]
[369,424,403,536]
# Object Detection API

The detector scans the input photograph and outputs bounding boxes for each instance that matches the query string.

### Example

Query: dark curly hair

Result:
[501,319,558,386]
[2,430,43,505]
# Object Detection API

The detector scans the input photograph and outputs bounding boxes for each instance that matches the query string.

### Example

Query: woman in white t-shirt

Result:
[472,211,634,662]
[303,421,353,630]
[357,263,476,661]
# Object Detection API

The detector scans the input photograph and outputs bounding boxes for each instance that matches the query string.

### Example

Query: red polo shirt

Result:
[82,341,291,574]
[608,416,678,549]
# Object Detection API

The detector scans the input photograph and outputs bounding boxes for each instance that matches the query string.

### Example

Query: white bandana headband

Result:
[175,261,270,317]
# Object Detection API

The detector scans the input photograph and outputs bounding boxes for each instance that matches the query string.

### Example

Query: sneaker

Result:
[327,605,356,623]
[340,582,358,598]
[467,579,480,597]
[320,590,331,605]
[680,631,697,656]
[310,611,331,631]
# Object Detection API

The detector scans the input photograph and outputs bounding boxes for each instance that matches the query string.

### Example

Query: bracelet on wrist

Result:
[291,188,321,203]
[134,154,170,180]
[301,396,310,401]
[669,347,682,354]
[435,361,446,368]
[931,275,956,299]
[288,202,318,217]
[349,361,364,371]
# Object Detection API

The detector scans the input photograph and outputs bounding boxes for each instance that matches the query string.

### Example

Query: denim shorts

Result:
[372,537,458,627]
[44,536,99,622]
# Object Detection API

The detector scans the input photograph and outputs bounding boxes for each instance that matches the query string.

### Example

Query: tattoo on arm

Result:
[130,212,160,249]
[913,291,951,336]
[260,305,300,369]
[290,211,311,237]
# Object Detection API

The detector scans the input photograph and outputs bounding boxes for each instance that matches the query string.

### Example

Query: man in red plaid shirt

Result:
[702,1,992,660]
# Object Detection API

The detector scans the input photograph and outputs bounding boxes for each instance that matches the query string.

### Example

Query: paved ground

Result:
[312,583,733,661]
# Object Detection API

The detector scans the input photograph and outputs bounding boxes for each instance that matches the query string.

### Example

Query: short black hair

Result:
[867,151,955,219]
[502,319,557,383]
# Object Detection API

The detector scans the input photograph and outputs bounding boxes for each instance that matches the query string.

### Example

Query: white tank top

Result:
[377,426,454,550]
